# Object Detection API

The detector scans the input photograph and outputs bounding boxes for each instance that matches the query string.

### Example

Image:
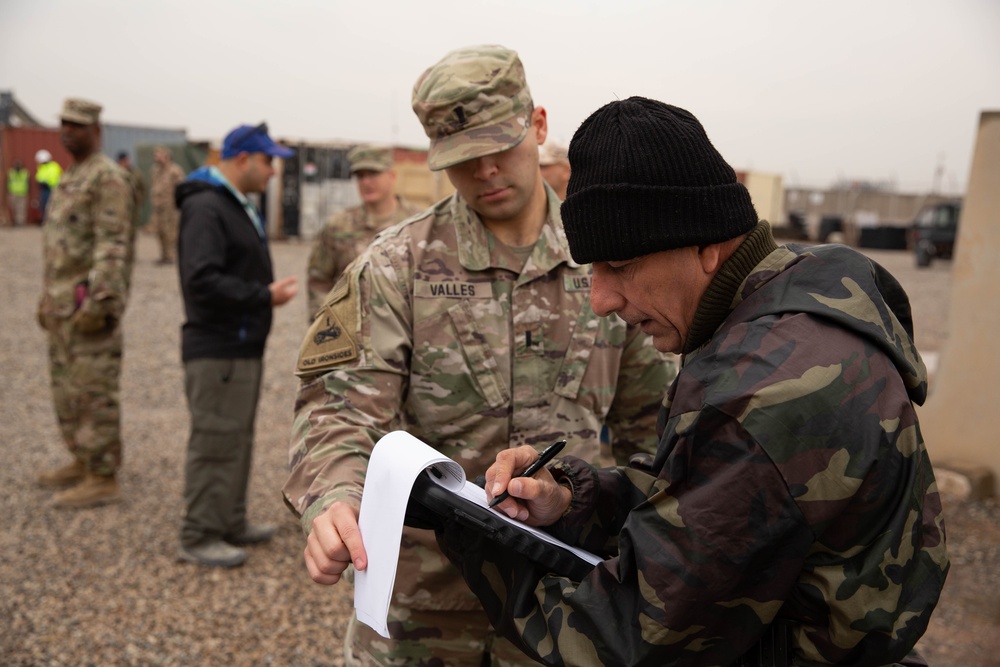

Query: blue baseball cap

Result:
[221,122,295,159]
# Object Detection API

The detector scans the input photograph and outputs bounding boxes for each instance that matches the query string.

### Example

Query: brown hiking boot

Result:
[37,460,86,489]
[52,473,120,509]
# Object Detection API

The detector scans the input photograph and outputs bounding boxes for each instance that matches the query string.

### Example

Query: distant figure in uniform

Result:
[116,151,146,226]
[116,151,146,286]
[6,158,30,226]
[34,149,63,224]
[305,144,420,318]
[175,122,299,568]
[538,140,570,200]
[36,98,135,508]
[149,145,185,265]
[283,45,675,667]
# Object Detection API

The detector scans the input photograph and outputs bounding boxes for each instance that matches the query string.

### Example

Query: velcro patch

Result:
[564,274,592,292]
[414,280,491,299]
[296,278,359,376]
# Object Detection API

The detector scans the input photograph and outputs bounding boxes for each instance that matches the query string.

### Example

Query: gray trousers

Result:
[181,357,262,547]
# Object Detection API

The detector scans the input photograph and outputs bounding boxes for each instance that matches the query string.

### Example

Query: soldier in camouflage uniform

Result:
[36,98,135,509]
[116,151,146,287]
[537,141,570,200]
[444,97,950,666]
[149,145,185,264]
[306,144,420,318]
[283,47,676,666]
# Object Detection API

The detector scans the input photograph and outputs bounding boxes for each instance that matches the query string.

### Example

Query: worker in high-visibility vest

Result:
[6,158,29,226]
[35,149,63,224]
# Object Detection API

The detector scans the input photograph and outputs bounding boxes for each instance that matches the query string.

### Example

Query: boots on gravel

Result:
[37,460,86,489]
[52,473,120,509]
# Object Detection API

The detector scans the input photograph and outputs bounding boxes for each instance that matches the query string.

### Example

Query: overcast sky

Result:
[2,0,997,193]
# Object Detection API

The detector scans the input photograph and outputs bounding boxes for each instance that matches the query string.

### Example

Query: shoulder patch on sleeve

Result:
[296,275,359,376]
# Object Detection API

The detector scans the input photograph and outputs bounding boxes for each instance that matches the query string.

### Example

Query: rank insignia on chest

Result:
[297,278,359,376]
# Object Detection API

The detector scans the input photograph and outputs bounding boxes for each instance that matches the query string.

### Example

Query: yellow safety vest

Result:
[7,168,29,196]
[36,161,63,189]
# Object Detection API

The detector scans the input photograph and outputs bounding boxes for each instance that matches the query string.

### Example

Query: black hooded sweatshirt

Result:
[175,167,273,361]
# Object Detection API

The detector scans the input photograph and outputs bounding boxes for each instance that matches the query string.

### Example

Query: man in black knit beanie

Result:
[440,96,949,666]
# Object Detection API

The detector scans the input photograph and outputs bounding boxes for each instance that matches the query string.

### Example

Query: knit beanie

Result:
[560,97,758,264]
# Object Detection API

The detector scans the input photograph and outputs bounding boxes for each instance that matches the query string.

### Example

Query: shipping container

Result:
[1,126,72,224]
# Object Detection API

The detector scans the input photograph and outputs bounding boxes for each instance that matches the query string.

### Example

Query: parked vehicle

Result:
[911,201,961,267]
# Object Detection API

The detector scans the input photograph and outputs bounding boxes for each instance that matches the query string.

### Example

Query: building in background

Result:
[269,138,452,241]
[784,181,959,247]
[2,92,191,226]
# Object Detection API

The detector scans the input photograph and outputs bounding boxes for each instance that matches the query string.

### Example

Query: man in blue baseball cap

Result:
[175,122,299,568]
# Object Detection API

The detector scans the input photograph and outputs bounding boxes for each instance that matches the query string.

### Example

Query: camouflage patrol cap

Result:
[538,141,569,167]
[60,98,102,125]
[412,45,533,171]
[347,145,393,173]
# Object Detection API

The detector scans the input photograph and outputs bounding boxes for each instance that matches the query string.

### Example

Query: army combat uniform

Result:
[149,156,185,263]
[306,195,420,317]
[38,151,134,478]
[118,163,145,289]
[284,185,675,665]
[441,223,950,666]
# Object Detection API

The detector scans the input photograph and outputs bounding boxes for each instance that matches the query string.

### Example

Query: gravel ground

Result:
[1,226,996,666]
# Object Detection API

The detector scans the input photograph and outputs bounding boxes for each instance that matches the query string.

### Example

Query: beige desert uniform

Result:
[149,153,185,263]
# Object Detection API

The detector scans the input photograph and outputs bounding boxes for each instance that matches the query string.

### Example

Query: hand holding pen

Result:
[488,440,566,509]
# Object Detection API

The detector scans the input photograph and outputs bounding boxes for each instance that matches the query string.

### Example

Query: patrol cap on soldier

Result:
[538,141,568,167]
[347,145,393,174]
[60,98,102,125]
[412,44,533,171]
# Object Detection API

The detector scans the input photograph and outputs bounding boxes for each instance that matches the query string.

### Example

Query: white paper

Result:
[354,430,601,639]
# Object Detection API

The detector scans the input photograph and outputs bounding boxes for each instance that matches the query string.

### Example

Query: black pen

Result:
[488,439,566,508]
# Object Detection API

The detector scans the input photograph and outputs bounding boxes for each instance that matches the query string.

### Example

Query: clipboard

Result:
[404,470,598,582]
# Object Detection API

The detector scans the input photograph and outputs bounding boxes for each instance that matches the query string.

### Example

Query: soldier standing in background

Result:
[537,140,570,200]
[36,98,134,508]
[149,145,185,265]
[305,144,420,318]
[116,151,146,226]
[116,151,146,287]
[284,45,675,667]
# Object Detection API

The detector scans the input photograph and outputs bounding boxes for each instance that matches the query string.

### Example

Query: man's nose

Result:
[472,155,499,181]
[589,265,622,317]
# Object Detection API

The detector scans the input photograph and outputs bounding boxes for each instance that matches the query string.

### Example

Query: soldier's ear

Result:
[531,107,547,146]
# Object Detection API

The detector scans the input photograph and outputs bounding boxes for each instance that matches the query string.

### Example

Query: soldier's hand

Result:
[304,501,367,585]
[269,276,299,306]
[71,303,109,334]
[486,446,572,526]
